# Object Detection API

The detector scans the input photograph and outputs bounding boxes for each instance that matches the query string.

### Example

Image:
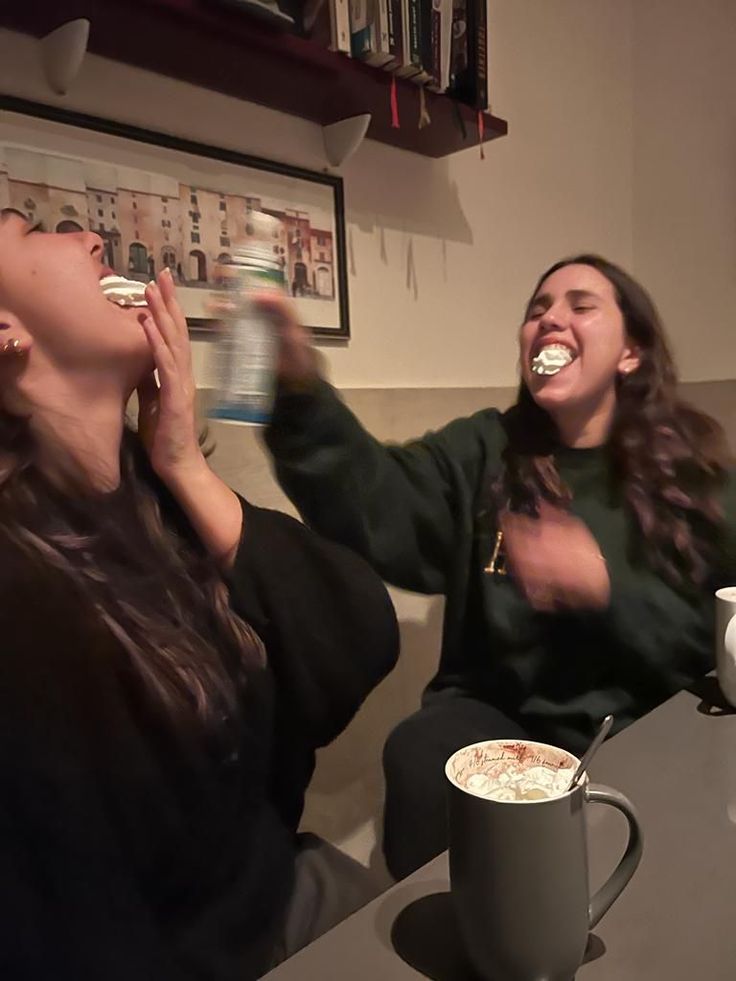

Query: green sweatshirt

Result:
[265,382,735,753]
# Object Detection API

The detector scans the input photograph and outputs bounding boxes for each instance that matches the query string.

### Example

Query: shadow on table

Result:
[686,676,736,717]
[389,891,606,980]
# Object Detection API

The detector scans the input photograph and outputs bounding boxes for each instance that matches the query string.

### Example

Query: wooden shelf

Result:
[1,0,508,159]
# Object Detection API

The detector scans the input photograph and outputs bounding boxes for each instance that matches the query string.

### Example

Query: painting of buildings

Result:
[0,144,335,301]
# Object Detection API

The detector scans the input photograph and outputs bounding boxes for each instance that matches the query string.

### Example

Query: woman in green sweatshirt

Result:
[262,254,736,879]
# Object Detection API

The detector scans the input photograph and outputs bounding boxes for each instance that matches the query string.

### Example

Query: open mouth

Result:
[100,274,149,308]
[530,343,577,377]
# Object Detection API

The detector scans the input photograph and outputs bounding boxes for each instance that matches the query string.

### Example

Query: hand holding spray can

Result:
[210,211,286,426]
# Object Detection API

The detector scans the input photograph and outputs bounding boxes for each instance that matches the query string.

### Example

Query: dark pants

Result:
[382,692,530,881]
[266,833,382,972]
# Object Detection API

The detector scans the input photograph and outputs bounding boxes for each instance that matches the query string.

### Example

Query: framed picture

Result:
[0,95,349,338]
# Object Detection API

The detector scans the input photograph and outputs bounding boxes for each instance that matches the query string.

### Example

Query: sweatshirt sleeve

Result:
[264,381,501,595]
[227,498,400,750]
[0,566,182,981]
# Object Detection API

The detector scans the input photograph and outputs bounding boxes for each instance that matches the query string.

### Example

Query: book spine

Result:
[448,0,468,93]
[408,0,421,70]
[350,0,394,66]
[385,0,402,65]
[350,0,371,58]
[473,0,488,110]
[376,0,392,60]
[408,0,431,81]
[439,0,452,90]
[427,0,442,91]
[331,0,352,54]
[394,0,420,76]
[448,0,487,109]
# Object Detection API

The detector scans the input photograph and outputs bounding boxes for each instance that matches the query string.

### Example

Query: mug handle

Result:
[585,783,644,929]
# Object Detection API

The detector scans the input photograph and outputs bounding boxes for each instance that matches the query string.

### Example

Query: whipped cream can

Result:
[210,232,285,426]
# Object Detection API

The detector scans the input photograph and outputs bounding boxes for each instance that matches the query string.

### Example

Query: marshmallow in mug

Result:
[100,275,150,307]
[465,762,575,802]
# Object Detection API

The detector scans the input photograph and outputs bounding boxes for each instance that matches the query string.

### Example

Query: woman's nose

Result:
[81,230,104,258]
[538,308,562,331]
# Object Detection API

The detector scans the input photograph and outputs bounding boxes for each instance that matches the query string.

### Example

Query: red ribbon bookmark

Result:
[478,110,485,160]
[390,76,400,129]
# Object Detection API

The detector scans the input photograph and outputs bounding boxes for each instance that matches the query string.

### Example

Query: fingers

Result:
[251,290,300,329]
[207,296,238,318]
[144,270,192,375]
[144,280,176,348]
[157,267,189,341]
[139,313,183,415]
[501,505,610,612]
[208,288,299,326]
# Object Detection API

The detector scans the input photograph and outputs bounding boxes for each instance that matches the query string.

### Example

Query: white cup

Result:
[714,587,736,707]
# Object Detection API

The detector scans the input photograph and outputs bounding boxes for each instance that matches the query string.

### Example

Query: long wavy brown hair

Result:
[0,410,264,746]
[497,254,730,589]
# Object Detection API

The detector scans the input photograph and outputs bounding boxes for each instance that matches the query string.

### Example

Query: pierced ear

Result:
[0,314,33,359]
[619,342,641,376]
[0,313,31,339]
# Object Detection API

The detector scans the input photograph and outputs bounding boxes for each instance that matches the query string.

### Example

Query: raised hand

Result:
[250,292,321,391]
[208,270,322,393]
[137,267,203,483]
[137,267,243,568]
[501,502,611,612]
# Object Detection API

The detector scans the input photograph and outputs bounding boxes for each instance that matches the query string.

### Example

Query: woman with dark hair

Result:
[261,255,736,880]
[0,210,399,979]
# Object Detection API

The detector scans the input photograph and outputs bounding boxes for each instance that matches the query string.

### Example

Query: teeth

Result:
[531,344,574,376]
[100,275,149,307]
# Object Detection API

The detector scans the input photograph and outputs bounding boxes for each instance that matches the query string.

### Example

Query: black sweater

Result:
[0,495,399,980]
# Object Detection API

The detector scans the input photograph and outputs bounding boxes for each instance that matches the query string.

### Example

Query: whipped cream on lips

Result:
[531,342,575,376]
[100,274,149,307]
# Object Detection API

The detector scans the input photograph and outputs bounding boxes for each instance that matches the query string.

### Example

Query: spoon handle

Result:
[569,714,614,790]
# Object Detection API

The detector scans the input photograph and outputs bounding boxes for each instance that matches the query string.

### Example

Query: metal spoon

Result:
[567,714,614,791]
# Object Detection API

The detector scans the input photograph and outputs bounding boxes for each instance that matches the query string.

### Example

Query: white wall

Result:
[0,0,634,389]
[632,0,736,382]
[3,2,733,388]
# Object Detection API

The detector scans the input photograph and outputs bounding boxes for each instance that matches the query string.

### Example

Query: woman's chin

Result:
[529,376,578,411]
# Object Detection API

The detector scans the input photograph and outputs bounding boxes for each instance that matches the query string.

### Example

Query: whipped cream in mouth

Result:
[100,275,149,307]
[531,343,576,376]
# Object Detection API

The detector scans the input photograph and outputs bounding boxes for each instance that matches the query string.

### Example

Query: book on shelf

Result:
[448,0,468,92]
[422,0,440,90]
[376,0,395,66]
[439,0,453,90]
[384,0,405,72]
[330,0,352,53]
[473,0,488,109]
[349,0,394,67]
[297,0,351,54]
[392,0,420,77]
[300,0,489,112]
[448,0,488,110]
[407,0,433,83]
[425,0,453,92]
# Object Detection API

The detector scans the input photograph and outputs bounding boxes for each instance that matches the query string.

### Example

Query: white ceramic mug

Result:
[715,587,736,707]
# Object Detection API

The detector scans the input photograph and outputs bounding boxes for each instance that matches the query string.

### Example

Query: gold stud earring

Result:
[2,338,25,356]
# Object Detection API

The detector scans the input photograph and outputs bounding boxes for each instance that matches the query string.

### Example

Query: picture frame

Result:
[0,95,350,338]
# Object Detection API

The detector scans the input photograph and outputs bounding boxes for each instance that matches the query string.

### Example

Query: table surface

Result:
[264,676,736,979]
